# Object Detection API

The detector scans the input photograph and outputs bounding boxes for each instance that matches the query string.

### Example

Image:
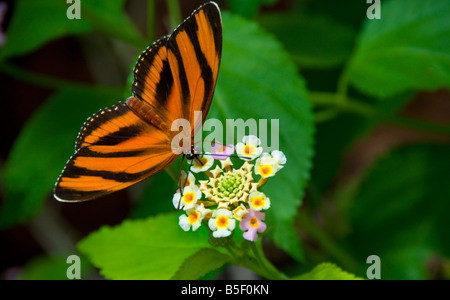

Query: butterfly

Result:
[53,2,222,202]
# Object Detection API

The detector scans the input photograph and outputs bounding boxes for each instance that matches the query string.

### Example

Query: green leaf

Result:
[0,87,123,228]
[0,0,144,61]
[347,0,450,98]
[78,213,216,280]
[211,12,314,261]
[294,262,362,280]
[347,144,450,279]
[171,248,230,280]
[258,13,357,68]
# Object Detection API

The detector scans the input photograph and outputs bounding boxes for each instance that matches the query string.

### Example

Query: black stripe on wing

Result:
[166,37,191,102]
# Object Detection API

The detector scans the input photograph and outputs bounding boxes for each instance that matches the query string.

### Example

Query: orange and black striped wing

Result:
[131,36,179,127]
[132,2,222,137]
[168,1,222,136]
[54,103,176,202]
[53,2,223,202]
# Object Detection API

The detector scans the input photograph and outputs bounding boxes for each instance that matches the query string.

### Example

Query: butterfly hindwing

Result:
[54,143,176,201]
[54,103,176,201]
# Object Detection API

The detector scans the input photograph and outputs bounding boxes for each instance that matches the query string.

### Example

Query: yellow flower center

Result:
[187,211,200,224]
[217,146,226,153]
[251,196,264,208]
[216,215,229,228]
[183,192,195,204]
[249,217,259,228]
[244,144,255,155]
[260,165,273,177]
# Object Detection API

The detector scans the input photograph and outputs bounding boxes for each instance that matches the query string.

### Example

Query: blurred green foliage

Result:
[1,0,449,280]
[347,0,450,98]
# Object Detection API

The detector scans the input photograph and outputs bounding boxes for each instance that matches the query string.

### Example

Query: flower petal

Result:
[179,215,191,231]
[243,228,258,242]
[211,143,235,160]
[189,154,214,173]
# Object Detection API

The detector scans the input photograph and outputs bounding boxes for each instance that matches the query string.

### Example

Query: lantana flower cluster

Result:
[172,135,286,242]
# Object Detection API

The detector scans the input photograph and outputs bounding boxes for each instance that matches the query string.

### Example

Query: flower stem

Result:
[249,241,289,280]
[257,178,268,188]
[296,210,358,271]
[336,65,350,103]
[310,91,450,135]
[224,242,266,277]
[223,239,288,279]
[310,92,376,118]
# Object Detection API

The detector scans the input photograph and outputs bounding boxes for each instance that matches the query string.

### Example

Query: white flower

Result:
[172,185,202,210]
[271,150,287,170]
[179,204,211,232]
[255,154,279,178]
[248,191,271,211]
[188,153,214,173]
[179,211,201,231]
[236,135,263,161]
[208,209,235,238]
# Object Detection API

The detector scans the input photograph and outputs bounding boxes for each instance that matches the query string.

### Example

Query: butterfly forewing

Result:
[167,2,222,136]
[131,36,181,126]
[54,2,222,202]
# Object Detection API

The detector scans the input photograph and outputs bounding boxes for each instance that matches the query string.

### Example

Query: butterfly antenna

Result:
[201,153,252,161]
[194,140,252,160]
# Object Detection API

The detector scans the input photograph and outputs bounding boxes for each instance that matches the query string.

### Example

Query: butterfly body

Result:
[54,2,222,202]
[126,96,168,132]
